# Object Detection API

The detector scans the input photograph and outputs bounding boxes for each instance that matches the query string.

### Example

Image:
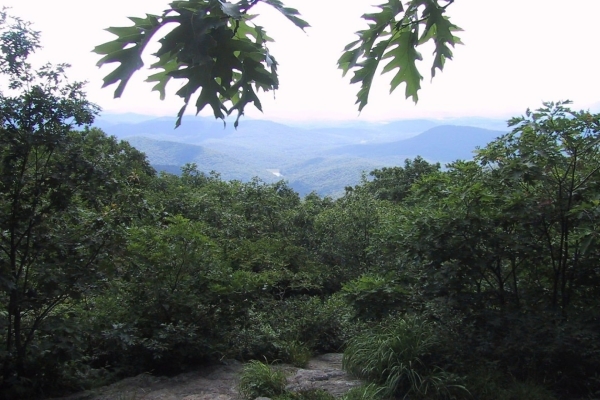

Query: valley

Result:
[96,114,509,196]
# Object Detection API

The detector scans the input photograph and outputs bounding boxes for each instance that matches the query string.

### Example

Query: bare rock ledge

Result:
[53,353,362,400]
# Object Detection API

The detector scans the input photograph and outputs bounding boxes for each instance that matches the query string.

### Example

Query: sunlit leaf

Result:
[338,0,460,112]
[381,28,423,101]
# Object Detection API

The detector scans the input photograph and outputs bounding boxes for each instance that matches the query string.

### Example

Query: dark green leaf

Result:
[220,0,243,19]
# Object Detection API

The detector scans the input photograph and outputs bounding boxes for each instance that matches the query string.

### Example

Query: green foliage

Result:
[340,384,387,400]
[475,101,600,314]
[463,366,559,400]
[499,381,559,400]
[314,184,381,273]
[393,102,600,322]
[76,168,354,378]
[0,13,153,397]
[275,389,336,400]
[0,11,40,85]
[5,20,600,397]
[282,341,312,368]
[86,215,225,373]
[238,360,288,400]
[367,156,441,202]
[364,102,600,397]
[94,0,308,127]
[341,274,409,320]
[97,1,461,125]
[343,315,466,399]
[222,295,354,362]
[339,0,461,109]
[239,361,337,400]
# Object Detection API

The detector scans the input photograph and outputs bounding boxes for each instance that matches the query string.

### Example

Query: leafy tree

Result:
[369,102,600,397]
[315,184,381,276]
[288,191,334,254]
[90,169,350,369]
[93,215,224,373]
[94,0,460,126]
[475,101,600,315]
[367,156,441,202]
[0,13,153,395]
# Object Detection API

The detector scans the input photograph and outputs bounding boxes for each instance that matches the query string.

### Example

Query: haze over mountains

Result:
[95,114,510,196]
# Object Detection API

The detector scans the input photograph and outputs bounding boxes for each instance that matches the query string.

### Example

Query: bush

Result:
[341,274,409,321]
[275,389,336,400]
[343,315,466,399]
[463,364,558,400]
[238,360,288,400]
[265,295,355,354]
[340,384,387,400]
[282,341,313,368]
[223,295,356,362]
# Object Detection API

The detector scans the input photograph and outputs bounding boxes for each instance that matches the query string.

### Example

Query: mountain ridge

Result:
[328,125,507,163]
[95,115,509,196]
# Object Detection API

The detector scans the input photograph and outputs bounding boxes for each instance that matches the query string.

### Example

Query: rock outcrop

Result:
[53,353,361,400]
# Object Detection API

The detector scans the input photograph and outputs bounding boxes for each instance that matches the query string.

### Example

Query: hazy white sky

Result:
[3,0,599,122]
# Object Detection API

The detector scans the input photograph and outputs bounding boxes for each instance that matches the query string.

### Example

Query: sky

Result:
[2,0,599,123]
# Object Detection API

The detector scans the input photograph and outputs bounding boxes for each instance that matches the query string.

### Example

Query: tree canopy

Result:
[93,0,460,127]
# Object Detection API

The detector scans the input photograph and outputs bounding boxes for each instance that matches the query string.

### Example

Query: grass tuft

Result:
[343,315,466,399]
[282,341,313,368]
[238,360,288,400]
[340,383,387,400]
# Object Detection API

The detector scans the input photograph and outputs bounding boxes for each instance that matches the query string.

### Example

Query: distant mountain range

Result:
[94,114,510,196]
[328,125,504,162]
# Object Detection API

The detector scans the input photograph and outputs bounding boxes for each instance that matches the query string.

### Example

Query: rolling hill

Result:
[328,125,507,163]
[125,137,278,183]
[96,115,509,196]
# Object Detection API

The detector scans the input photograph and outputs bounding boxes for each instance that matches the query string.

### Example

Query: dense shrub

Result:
[238,360,288,400]
[343,315,466,399]
[221,295,356,362]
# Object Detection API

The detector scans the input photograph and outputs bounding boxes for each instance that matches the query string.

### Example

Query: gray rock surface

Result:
[285,354,362,397]
[52,354,361,400]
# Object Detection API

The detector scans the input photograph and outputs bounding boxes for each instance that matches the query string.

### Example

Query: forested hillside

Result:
[2,10,600,400]
[97,116,508,196]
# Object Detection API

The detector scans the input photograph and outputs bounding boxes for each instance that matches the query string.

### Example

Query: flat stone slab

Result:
[51,354,361,400]
[285,354,362,397]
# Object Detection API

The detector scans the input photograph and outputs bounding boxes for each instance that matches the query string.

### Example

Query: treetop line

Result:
[93,0,460,127]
